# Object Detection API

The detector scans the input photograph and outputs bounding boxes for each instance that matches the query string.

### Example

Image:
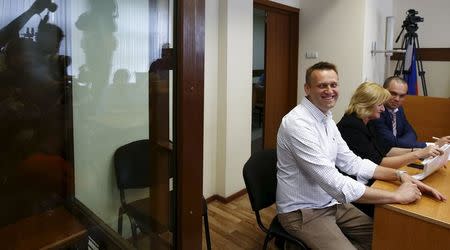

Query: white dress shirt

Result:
[276,98,377,214]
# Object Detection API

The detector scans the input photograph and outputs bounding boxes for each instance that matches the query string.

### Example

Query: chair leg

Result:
[263,234,273,250]
[129,217,139,247]
[202,197,212,250]
[274,236,285,249]
[118,207,124,236]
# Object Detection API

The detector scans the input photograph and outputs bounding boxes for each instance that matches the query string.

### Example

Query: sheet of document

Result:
[413,144,450,180]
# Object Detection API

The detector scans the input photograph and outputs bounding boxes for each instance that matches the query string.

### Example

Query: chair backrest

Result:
[243,149,277,212]
[114,139,150,189]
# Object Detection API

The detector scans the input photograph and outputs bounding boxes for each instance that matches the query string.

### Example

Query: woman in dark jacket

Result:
[338,82,441,169]
[337,82,442,216]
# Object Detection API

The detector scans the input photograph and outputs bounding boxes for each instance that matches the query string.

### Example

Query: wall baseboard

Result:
[205,189,247,204]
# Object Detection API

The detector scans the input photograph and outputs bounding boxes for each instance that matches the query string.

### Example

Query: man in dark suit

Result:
[372,76,450,149]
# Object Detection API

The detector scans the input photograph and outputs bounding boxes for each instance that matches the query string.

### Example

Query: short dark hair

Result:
[305,61,338,84]
[383,76,406,88]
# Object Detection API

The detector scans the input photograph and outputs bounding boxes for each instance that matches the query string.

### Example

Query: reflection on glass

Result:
[0,0,175,249]
[0,0,70,228]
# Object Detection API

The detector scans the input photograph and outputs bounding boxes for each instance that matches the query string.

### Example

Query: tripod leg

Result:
[414,36,428,96]
[394,35,408,76]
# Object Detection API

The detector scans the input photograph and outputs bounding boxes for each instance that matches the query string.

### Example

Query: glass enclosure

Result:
[0,0,175,248]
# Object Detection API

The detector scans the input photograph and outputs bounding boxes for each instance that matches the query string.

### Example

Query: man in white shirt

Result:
[276,62,446,249]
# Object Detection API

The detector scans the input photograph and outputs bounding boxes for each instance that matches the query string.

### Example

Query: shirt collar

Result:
[387,107,398,113]
[301,97,333,124]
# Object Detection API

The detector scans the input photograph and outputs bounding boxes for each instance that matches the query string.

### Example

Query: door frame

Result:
[254,0,299,149]
[176,0,205,249]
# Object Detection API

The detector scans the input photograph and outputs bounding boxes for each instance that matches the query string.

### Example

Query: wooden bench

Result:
[0,207,87,249]
[402,95,450,142]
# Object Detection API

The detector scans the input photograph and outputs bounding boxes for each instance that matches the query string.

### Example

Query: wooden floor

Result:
[202,193,278,250]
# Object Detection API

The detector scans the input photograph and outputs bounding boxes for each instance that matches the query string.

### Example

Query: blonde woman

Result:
[337,82,442,170]
[337,82,443,217]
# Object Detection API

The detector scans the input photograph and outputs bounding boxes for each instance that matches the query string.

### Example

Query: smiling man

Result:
[275,62,446,249]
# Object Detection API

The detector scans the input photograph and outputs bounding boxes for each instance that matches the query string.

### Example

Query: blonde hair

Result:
[345,82,391,119]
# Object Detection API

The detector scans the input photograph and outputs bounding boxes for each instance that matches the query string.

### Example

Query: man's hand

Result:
[30,0,53,14]
[394,182,422,204]
[400,173,447,201]
[435,136,450,147]
[416,145,443,159]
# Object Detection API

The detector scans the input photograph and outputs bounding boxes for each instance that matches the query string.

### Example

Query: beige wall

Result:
[297,0,366,121]
[217,0,253,197]
[203,0,219,198]
[362,0,393,84]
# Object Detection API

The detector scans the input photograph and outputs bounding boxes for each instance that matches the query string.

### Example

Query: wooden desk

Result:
[0,206,87,249]
[372,162,450,250]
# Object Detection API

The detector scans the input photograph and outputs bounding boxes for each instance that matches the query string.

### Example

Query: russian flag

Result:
[403,41,418,95]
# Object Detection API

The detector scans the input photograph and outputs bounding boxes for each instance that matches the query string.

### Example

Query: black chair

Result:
[243,149,308,250]
[114,139,151,246]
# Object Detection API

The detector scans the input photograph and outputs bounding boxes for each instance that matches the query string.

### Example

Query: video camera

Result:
[402,9,423,34]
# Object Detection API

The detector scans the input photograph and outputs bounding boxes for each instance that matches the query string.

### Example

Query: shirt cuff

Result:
[356,159,377,185]
[342,178,367,203]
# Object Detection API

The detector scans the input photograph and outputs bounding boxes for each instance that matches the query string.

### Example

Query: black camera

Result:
[402,9,423,33]
[406,9,424,23]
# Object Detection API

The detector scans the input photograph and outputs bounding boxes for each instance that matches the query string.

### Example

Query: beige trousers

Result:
[278,203,373,250]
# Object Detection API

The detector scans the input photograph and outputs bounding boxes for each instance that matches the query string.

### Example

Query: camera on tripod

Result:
[393,9,428,95]
[402,9,424,33]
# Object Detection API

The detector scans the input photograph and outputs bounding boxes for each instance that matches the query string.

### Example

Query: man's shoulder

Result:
[279,105,314,136]
[283,104,315,125]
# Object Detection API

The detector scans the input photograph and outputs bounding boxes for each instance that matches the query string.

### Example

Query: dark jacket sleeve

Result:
[337,114,384,165]
[373,109,426,149]
[372,110,397,148]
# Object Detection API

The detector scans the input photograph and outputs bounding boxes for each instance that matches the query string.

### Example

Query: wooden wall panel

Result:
[402,95,450,142]
[392,48,450,61]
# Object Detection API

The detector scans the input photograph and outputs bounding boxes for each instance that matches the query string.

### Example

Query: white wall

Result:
[362,0,393,84]
[217,0,253,197]
[392,0,450,97]
[297,0,366,121]
[203,0,219,198]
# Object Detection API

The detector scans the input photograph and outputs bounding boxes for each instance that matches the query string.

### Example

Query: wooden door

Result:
[263,7,298,149]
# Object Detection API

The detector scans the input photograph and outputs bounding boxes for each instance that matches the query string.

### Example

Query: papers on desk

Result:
[413,144,450,180]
